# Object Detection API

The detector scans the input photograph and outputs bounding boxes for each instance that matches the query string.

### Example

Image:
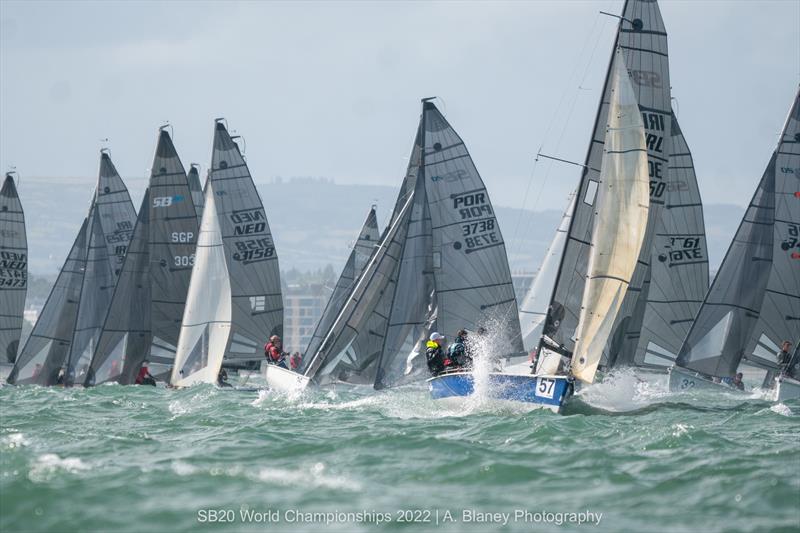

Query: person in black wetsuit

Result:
[426,332,447,376]
[217,368,232,388]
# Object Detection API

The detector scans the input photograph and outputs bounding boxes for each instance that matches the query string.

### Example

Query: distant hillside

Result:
[16,176,742,277]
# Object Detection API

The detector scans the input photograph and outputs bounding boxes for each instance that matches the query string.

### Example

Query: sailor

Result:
[135,361,157,386]
[217,368,232,388]
[778,341,793,376]
[290,352,303,371]
[265,335,288,369]
[447,329,472,369]
[426,332,447,376]
[731,372,745,391]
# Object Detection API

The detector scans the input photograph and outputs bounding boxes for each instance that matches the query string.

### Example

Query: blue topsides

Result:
[427,372,573,411]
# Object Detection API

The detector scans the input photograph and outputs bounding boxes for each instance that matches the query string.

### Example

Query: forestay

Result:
[571,50,650,383]
[9,219,89,385]
[0,173,27,365]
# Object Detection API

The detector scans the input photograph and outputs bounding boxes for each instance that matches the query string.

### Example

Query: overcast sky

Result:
[1,0,798,214]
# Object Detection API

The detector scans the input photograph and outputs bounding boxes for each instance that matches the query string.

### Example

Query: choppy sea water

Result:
[1,370,798,533]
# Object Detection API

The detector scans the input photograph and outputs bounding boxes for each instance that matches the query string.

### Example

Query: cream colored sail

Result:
[171,181,232,386]
[571,49,650,383]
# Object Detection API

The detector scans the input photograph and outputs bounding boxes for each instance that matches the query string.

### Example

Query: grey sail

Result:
[88,190,153,385]
[9,218,88,385]
[742,88,800,370]
[519,192,574,351]
[207,120,282,368]
[620,111,710,368]
[188,164,205,221]
[0,173,27,365]
[675,89,800,378]
[303,193,416,384]
[65,153,137,385]
[302,206,380,372]
[540,0,672,363]
[147,129,200,371]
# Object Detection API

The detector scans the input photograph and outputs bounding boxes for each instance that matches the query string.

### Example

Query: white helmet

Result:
[430,332,444,342]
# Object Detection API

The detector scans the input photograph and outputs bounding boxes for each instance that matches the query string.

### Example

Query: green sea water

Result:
[1,370,798,533]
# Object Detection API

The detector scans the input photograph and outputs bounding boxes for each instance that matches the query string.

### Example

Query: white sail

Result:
[171,181,232,386]
[519,192,575,351]
[571,50,650,383]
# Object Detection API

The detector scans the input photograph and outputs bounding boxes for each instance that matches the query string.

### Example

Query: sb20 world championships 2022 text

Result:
[197,508,604,527]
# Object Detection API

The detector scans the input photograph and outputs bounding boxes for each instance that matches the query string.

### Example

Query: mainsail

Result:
[0,173,27,365]
[87,191,152,385]
[170,120,283,385]
[64,153,137,385]
[570,50,650,383]
[540,0,672,364]
[302,100,522,389]
[145,128,200,372]
[619,111,709,368]
[675,87,800,379]
[302,206,380,373]
[87,128,199,384]
[9,219,89,385]
[519,192,574,351]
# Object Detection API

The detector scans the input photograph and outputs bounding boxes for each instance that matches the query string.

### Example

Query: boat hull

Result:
[263,364,311,393]
[774,376,800,402]
[427,372,573,413]
[668,365,743,394]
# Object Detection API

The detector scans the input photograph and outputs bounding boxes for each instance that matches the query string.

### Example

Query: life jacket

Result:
[265,343,283,362]
[135,366,149,385]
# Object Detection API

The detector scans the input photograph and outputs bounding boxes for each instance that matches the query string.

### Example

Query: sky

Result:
[1,0,798,214]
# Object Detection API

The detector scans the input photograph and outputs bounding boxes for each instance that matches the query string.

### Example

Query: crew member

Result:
[135,361,157,386]
[778,341,793,376]
[290,352,303,371]
[217,368,232,388]
[447,329,472,370]
[265,335,288,369]
[731,372,745,391]
[426,332,447,376]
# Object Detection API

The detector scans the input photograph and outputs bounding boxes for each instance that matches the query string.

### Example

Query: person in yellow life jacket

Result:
[426,332,447,376]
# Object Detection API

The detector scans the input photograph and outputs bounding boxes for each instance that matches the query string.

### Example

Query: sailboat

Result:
[500,49,649,412]
[296,206,381,384]
[9,151,136,386]
[170,119,283,387]
[0,172,27,379]
[668,87,800,397]
[518,193,574,352]
[265,98,524,393]
[86,127,200,384]
[609,110,709,370]
[63,152,137,386]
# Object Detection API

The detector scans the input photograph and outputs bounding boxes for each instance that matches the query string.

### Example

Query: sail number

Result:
[535,377,556,399]
[0,251,27,287]
[174,255,195,267]
[680,378,695,390]
[454,192,493,220]
[233,237,275,263]
[462,219,494,236]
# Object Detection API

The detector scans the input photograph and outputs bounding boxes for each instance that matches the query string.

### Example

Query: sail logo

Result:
[629,70,663,89]
[231,209,266,236]
[780,166,800,175]
[431,169,469,183]
[153,195,185,208]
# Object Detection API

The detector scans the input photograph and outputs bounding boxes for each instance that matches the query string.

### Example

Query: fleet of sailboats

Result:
[1,0,797,410]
